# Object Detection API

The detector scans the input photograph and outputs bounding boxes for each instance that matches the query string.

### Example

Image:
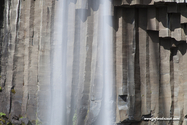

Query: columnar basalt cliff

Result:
[114,1,187,125]
[0,0,54,124]
[0,0,187,125]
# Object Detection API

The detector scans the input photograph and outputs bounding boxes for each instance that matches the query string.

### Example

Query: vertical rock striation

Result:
[0,0,54,124]
[1,0,187,125]
[114,1,187,125]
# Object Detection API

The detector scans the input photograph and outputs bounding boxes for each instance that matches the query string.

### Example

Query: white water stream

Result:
[49,0,115,125]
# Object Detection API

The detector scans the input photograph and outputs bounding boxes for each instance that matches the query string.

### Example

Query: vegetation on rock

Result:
[11,89,16,94]
[73,110,77,125]
[0,113,33,125]
[0,113,5,117]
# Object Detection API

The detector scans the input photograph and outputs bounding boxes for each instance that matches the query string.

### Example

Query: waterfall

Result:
[49,0,67,124]
[49,0,115,124]
[99,0,115,124]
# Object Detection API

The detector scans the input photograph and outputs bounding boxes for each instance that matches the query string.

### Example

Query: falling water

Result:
[49,0,115,125]
[99,0,115,125]
[49,0,67,124]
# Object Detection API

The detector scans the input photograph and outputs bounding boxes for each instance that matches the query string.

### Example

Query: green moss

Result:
[11,89,16,94]
[7,122,12,125]
[0,112,6,117]
[34,112,41,125]
[73,110,77,125]
[36,119,39,125]
[0,118,5,123]
[0,87,2,92]
[84,109,89,122]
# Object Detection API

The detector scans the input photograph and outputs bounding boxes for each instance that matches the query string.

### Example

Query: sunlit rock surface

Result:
[0,0,187,125]
[114,1,187,125]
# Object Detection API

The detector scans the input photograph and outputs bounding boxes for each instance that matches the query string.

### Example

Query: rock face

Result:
[114,1,187,125]
[0,0,187,125]
[0,0,53,124]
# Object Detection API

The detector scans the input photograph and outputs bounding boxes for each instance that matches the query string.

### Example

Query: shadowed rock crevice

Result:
[0,0,4,85]
[114,2,187,124]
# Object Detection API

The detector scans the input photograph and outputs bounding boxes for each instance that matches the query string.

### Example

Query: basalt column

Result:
[114,2,187,125]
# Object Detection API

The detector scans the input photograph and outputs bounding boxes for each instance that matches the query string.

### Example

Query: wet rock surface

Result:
[0,0,187,125]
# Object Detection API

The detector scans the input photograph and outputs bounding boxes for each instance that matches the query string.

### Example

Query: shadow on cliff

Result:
[68,0,101,11]
[65,0,115,125]
[113,4,187,125]
[159,38,187,56]
[126,0,152,4]
[0,0,4,28]
[68,0,114,24]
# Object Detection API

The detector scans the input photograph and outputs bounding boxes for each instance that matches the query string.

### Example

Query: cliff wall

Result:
[0,0,187,125]
[0,0,54,124]
[114,2,187,125]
